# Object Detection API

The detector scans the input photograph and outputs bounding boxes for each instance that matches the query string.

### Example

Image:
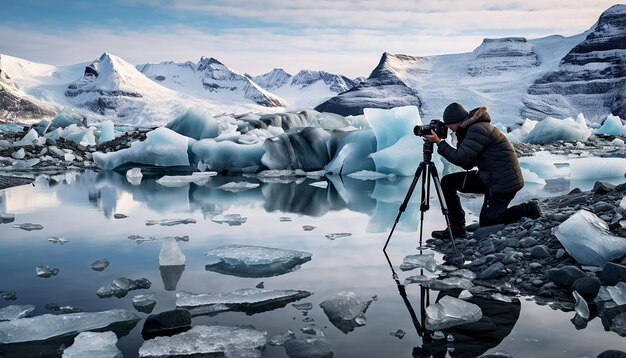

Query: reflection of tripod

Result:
[383,142,463,266]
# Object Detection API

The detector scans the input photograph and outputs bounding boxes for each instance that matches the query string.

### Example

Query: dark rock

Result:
[519,237,538,248]
[616,183,626,192]
[569,188,582,194]
[502,251,518,265]
[530,245,550,259]
[597,349,626,358]
[466,222,480,232]
[593,181,616,195]
[593,202,616,213]
[548,266,587,287]
[497,237,521,250]
[571,277,602,298]
[478,238,496,255]
[600,304,626,336]
[479,262,504,280]
[600,262,626,286]
[473,224,505,239]
[142,309,192,339]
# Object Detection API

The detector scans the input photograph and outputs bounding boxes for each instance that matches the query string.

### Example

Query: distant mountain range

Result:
[0,4,624,126]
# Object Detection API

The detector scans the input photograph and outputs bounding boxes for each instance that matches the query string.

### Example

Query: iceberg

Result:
[146,218,196,226]
[364,106,422,150]
[594,115,626,136]
[324,129,376,175]
[205,244,312,277]
[569,158,626,180]
[192,138,265,173]
[62,331,121,358]
[98,120,115,143]
[0,309,139,344]
[554,210,626,266]
[165,108,219,140]
[176,288,312,316]
[261,127,331,171]
[93,127,191,170]
[138,325,266,358]
[319,291,372,333]
[523,115,592,144]
[425,295,483,330]
[0,305,35,321]
[370,135,426,176]
[159,237,186,266]
[59,124,97,146]
[133,293,157,314]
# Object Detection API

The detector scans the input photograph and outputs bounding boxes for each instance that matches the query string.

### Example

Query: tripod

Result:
[383,142,463,266]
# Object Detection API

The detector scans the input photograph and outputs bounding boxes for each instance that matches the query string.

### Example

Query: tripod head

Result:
[422,141,434,163]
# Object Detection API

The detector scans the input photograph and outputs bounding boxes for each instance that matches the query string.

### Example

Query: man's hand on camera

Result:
[423,130,442,145]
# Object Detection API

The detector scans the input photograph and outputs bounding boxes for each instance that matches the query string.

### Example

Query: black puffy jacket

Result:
[437,106,524,193]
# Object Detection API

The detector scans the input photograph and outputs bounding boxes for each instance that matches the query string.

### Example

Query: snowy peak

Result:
[522,5,626,122]
[138,57,286,107]
[290,70,356,93]
[468,37,540,76]
[252,68,292,90]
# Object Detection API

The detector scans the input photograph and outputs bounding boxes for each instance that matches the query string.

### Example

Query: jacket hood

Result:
[459,106,491,129]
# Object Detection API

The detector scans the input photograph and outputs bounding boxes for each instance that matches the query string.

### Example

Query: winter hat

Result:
[443,102,469,124]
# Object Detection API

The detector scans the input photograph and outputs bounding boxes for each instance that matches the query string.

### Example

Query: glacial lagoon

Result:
[0,171,625,357]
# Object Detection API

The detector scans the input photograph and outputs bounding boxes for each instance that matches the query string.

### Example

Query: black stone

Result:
[530,245,550,259]
[547,266,587,287]
[142,309,192,340]
[571,277,602,298]
[599,262,626,286]
[597,349,626,358]
[473,224,505,239]
[479,262,504,280]
[593,181,616,194]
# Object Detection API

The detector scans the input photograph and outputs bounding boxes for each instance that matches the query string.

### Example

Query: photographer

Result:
[422,102,541,239]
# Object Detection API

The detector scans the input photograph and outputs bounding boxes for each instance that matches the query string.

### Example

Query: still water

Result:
[0,171,624,357]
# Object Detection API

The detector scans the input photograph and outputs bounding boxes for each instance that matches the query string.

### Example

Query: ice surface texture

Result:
[205,244,312,277]
[523,115,591,144]
[319,291,372,333]
[425,295,483,330]
[62,331,121,358]
[176,288,312,315]
[159,237,186,266]
[0,309,139,344]
[138,325,266,358]
[0,305,35,321]
[554,210,626,266]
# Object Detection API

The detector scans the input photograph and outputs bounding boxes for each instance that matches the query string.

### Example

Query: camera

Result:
[414,120,448,139]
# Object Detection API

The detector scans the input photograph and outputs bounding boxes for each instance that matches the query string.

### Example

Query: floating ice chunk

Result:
[309,181,328,189]
[573,291,590,320]
[156,172,217,187]
[36,265,59,278]
[269,329,296,346]
[257,169,307,179]
[0,305,35,321]
[319,291,372,333]
[211,214,247,226]
[133,293,157,314]
[48,237,68,245]
[347,170,391,180]
[518,154,570,180]
[400,253,437,272]
[523,116,591,144]
[0,309,139,344]
[13,223,43,231]
[93,127,190,170]
[138,325,266,358]
[554,210,626,266]
[91,259,110,271]
[205,244,312,278]
[20,128,39,143]
[279,217,292,222]
[594,115,626,136]
[146,218,196,226]
[570,158,626,180]
[0,213,15,224]
[292,303,313,311]
[506,118,537,143]
[611,138,626,147]
[159,237,186,266]
[325,232,351,240]
[425,295,483,330]
[128,235,157,244]
[607,282,626,305]
[300,324,324,335]
[97,278,151,298]
[284,336,333,358]
[449,269,477,280]
[126,168,142,185]
[217,181,260,192]
[166,108,219,140]
[62,331,121,358]
[423,277,474,291]
[403,275,433,286]
[303,225,316,231]
[176,288,312,315]
[371,135,426,176]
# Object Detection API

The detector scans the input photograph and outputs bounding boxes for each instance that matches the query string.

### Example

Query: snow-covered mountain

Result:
[252,69,359,110]
[317,5,625,125]
[138,57,286,107]
[522,4,626,122]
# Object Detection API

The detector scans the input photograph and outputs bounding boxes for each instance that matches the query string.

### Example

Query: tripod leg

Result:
[428,163,464,263]
[383,162,426,251]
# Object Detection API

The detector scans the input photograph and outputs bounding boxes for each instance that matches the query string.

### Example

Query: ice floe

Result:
[319,291,372,333]
[0,305,35,321]
[62,331,121,358]
[425,295,483,330]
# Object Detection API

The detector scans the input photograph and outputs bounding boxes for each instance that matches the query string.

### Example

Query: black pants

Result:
[440,170,527,228]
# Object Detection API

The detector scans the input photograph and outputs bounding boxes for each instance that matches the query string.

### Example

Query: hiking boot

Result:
[431,226,467,239]
[526,200,542,219]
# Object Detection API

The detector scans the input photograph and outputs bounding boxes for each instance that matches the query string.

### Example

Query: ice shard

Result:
[554,210,626,266]
[0,305,35,321]
[573,291,590,320]
[217,181,260,192]
[319,291,372,334]
[176,288,312,316]
[283,336,334,358]
[138,325,266,358]
[211,214,247,226]
[425,295,483,330]
[159,237,186,266]
[0,309,139,344]
[62,331,121,358]
[204,244,312,278]
[400,253,437,272]
[156,172,217,187]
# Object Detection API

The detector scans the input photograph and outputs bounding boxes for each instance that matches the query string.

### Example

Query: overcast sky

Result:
[0,0,618,78]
